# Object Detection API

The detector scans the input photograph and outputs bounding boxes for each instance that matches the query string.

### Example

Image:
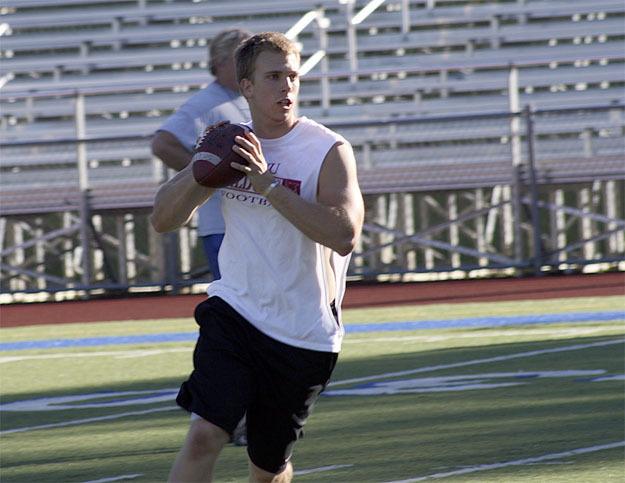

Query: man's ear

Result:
[239,78,253,98]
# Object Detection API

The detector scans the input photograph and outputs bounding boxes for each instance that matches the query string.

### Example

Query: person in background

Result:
[151,28,252,281]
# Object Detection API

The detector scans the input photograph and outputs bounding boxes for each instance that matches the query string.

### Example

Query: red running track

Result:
[1,273,623,328]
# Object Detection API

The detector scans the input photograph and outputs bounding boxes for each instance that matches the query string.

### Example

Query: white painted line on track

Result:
[83,474,143,483]
[1,407,178,435]
[329,338,625,387]
[385,441,625,482]
[294,464,354,475]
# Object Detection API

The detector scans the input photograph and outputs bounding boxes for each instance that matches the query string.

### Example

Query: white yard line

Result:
[1,407,178,435]
[2,329,614,363]
[83,474,143,483]
[344,326,621,344]
[329,338,625,387]
[4,338,622,435]
[0,347,190,364]
[294,464,354,475]
[385,441,625,482]
[3,327,621,364]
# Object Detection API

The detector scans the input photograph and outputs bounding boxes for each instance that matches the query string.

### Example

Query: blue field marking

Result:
[345,310,625,333]
[1,310,623,352]
[0,333,196,351]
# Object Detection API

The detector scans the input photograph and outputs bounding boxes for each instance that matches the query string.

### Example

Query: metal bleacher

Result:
[1,0,623,156]
[2,0,624,90]
[1,0,624,292]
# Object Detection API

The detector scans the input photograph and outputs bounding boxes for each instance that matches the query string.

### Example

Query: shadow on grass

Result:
[1,333,623,482]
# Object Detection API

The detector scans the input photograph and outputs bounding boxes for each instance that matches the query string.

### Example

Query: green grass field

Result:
[1,295,624,482]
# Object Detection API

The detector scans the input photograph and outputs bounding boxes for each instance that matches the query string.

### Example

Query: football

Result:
[191,122,251,188]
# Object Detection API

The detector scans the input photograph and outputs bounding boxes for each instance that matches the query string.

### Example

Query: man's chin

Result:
[271,111,296,124]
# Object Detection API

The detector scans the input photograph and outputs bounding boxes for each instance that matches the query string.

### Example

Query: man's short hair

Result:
[209,28,252,75]
[235,32,301,83]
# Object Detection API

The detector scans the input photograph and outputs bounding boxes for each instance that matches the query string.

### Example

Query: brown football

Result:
[191,122,251,188]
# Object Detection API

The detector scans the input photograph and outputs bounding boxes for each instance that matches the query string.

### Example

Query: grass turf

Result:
[1,295,623,482]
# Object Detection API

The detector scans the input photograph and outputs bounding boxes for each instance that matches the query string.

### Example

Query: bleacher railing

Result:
[1,104,623,297]
[2,0,624,297]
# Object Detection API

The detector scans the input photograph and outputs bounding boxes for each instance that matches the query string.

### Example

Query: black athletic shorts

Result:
[176,296,338,474]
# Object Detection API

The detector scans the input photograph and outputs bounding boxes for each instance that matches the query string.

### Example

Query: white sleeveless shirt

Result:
[207,117,350,352]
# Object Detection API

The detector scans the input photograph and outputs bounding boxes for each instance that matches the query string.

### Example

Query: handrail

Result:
[351,0,386,25]
[0,73,14,89]
[285,10,322,40]
[299,50,326,76]
[284,8,330,77]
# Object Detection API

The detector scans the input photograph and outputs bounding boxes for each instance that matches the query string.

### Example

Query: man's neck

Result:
[252,116,299,139]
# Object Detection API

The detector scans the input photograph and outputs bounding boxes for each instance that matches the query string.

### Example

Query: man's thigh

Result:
[246,338,338,474]
[176,297,252,434]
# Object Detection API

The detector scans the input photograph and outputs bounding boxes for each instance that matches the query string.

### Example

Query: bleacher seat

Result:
[1,0,624,206]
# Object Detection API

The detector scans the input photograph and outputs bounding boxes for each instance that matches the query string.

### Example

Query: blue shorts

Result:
[176,297,338,473]
[200,234,224,280]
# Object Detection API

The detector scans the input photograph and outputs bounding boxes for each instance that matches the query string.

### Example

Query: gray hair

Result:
[209,28,253,75]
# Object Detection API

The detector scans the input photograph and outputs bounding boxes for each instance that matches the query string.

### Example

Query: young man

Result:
[152,28,251,280]
[151,32,364,483]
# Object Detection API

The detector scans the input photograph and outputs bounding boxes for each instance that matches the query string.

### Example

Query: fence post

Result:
[524,105,543,275]
[511,164,524,265]
[342,0,358,84]
[315,11,331,115]
[75,92,93,288]
[508,65,521,166]
[401,0,410,38]
[78,191,93,287]
[164,232,181,293]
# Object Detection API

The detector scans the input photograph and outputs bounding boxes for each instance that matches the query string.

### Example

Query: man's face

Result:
[241,50,300,125]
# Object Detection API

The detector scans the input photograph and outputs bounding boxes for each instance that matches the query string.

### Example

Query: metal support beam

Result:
[342,0,359,84]
[524,106,543,275]
[78,190,93,287]
[401,0,410,37]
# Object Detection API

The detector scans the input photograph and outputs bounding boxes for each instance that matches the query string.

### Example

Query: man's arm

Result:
[150,163,216,233]
[232,133,364,256]
[151,130,192,171]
